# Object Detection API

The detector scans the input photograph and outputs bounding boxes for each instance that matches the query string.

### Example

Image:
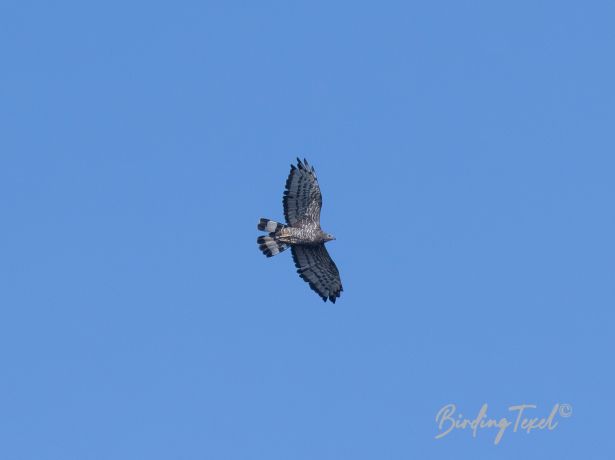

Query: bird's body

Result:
[276,226,331,246]
[257,158,343,303]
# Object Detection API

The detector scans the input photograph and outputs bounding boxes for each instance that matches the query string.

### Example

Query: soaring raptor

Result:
[257,158,343,303]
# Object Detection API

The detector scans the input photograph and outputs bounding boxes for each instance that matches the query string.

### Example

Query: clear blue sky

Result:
[1,1,614,459]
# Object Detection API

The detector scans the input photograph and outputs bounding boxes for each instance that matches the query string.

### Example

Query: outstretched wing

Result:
[283,158,322,227]
[291,244,343,303]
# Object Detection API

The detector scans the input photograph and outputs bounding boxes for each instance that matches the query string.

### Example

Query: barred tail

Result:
[257,218,286,233]
[257,235,289,257]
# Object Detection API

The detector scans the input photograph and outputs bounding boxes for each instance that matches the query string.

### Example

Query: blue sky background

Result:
[1,1,614,459]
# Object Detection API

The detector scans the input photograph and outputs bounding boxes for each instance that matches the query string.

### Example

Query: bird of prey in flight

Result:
[257,158,343,303]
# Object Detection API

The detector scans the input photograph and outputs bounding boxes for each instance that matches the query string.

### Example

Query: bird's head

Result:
[324,233,336,242]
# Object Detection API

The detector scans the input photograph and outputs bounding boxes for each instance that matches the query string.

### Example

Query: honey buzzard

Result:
[257,158,343,303]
